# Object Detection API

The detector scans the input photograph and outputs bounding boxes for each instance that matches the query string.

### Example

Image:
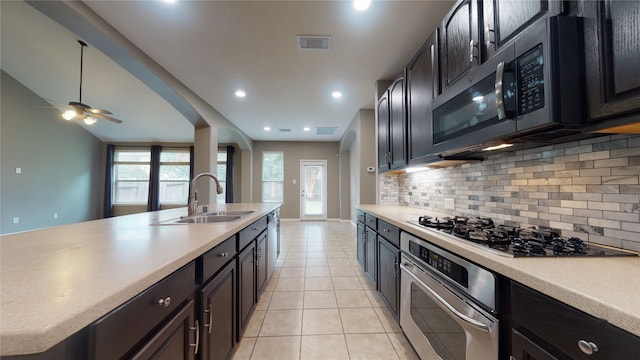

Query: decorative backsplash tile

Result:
[380,134,640,252]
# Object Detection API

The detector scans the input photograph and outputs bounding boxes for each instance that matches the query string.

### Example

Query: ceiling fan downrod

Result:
[78,40,87,104]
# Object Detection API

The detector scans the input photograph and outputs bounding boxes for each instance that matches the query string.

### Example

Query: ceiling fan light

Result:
[83,116,97,125]
[62,110,76,120]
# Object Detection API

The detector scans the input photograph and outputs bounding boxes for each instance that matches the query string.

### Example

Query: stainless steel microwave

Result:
[431,16,584,155]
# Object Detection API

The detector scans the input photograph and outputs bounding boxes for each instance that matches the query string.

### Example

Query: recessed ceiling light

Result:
[235,90,246,98]
[304,127,311,132]
[354,0,371,11]
[332,91,342,99]
[264,127,271,131]
[163,0,177,4]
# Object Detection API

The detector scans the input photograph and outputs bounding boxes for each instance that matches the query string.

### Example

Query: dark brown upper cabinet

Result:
[407,30,440,165]
[389,76,407,170]
[440,0,481,91]
[377,76,407,172]
[377,91,391,172]
[583,0,640,128]
[483,0,562,59]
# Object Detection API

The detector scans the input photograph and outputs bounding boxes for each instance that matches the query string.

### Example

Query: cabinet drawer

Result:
[364,213,377,229]
[239,216,267,250]
[88,262,196,360]
[377,219,400,248]
[511,281,640,359]
[357,210,365,223]
[201,235,237,283]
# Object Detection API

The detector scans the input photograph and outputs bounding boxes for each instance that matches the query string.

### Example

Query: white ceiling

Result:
[2,0,454,143]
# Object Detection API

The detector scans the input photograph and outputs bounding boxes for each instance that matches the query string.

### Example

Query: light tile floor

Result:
[231,221,419,360]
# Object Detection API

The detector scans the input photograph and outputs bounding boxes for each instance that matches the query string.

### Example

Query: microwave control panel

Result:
[518,44,545,115]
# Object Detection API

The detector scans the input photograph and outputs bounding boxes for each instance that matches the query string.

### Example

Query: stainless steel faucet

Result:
[188,172,224,216]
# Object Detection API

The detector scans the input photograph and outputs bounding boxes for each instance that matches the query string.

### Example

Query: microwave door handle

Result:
[495,61,507,120]
[400,262,491,333]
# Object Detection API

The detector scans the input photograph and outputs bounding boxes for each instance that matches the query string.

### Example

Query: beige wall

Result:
[342,109,377,223]
[1,71,104,234]
[252,141,341,219]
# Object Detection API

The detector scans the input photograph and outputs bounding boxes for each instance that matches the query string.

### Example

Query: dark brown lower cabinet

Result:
[365,227,377,286]
[377,235,399,317]
[511,281,640,359]
[200,261,236,360]
[237,241,256,340]
[256,231,268,295]
[356,222,366,266]
[131,299,197,360]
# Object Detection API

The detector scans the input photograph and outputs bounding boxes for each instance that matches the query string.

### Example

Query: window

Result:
[113,149,151,204]
[159,149,191,205]
[262,151,284,202]
[217,150,227,204]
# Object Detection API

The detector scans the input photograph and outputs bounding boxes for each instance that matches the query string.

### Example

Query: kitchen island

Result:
[358,204,640,339]
[0,203,279,357]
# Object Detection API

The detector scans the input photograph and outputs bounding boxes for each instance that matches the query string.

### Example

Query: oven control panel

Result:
[409,241,469,288]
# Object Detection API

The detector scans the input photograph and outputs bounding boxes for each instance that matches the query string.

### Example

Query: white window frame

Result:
[262,151,284,203]
[159,148,191,205]
[112,148,151,205]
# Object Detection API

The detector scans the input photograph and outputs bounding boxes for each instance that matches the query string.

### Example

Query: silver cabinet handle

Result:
[190,320,200,355]
[218,252,228,258]
[157,297,171,307]
[495,61,506,120]
[485,25,495,48]
[430,43,437,98]
[252,227,261,231]
[400,262,490,332]
[203,303,213,335]
[578,340,599,355]
[383,229,390,233]
[469,40,476,64]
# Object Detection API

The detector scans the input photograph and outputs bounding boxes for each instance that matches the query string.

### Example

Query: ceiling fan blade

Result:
[88,108,113,115]
[92,112,123,124]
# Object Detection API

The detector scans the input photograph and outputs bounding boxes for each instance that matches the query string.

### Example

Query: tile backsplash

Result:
[380,134,640,252]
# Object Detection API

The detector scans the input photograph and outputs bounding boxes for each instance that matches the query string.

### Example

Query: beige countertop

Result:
[358,205,640,338]
[0,203,279,356]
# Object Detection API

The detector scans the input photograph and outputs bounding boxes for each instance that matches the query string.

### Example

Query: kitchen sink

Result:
[152,214,242,225]
[204,210,255,216]
[174,215,242,223]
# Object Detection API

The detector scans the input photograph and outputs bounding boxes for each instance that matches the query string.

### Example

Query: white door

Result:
[300,160,327,220]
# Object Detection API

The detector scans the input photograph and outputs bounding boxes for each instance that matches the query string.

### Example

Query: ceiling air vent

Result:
[279,128,291,132]
[316,127,337,135]
[297,36,331,51]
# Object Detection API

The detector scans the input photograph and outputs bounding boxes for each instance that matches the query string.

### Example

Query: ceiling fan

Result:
[60,40,123,125]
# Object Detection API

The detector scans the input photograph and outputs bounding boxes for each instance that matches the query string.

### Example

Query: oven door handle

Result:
[400,261,491,333]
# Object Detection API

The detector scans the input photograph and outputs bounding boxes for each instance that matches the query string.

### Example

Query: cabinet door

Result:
[201,261,236,360]
[267,212,278,280]
[483,0,560,59]
[131,300,197,360]
[356,222,366,267]
[377,92,390,171]
[256,232,268,295]
[584,0,640,122]
[440,0,480,90]
[237,242,256,338]
[511,329,559,360]
[407,30,439,165]
[389,76,407,169]
[365,228,377,287]
[377,236,399,317]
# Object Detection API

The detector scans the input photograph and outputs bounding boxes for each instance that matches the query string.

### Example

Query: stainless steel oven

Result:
[400,232,499,359]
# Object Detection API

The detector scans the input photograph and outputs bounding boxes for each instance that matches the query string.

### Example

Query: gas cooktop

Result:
[408,215,638,258]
